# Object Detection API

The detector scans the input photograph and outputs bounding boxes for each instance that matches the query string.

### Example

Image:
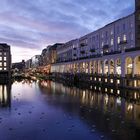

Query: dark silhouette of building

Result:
[0,43,11,83]
[12,60,25,72]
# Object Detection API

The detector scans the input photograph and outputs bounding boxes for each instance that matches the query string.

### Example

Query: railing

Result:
[80,43,87,47]
[119,40,127,45]
[125,47,140,52]
[80,50,85,54]
[103,45,109,50]
[103,51,121,56]
[90,49,95,52]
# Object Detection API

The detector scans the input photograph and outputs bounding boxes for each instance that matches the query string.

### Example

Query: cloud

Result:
[0,0,134,62]
[11,46,41,63]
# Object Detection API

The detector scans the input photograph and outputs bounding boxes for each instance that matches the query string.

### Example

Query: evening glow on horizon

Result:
[0,0,134,62]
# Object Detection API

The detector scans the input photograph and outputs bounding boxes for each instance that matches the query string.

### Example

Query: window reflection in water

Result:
[39,80,140,126]
[0,83,11,108]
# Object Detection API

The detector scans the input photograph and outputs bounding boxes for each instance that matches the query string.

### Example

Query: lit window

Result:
[117,80,120,84]
[118,37,121,44]
[4,52,6,55]
[111,39,114,46]
[4,57,6,61]
[0,52,2,55]
[123,34,127,41]
[117,90,120,94]
[102,42,104,47]
[0,67,2,70]
[0,57,2,61]
[0,62,2,66]
[110,79,113,83]
[4,62,6,66]
[4,68,7,70]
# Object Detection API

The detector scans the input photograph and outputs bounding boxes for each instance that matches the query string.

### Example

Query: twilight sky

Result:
[0,0,135,62]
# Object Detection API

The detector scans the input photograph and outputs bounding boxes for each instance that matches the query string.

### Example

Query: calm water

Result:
[0,80,140,140]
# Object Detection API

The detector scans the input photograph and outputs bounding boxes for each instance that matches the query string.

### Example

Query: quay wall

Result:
[50,51,140,89]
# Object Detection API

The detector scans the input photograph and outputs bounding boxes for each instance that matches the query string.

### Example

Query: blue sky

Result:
[0,0,135,62]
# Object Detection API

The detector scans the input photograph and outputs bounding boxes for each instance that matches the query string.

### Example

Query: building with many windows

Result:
[39,43,63,74]
[0,43,11,82]
[31,55,41,68]
[50,0,140,88]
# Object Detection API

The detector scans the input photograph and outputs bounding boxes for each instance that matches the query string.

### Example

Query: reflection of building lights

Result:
[94,78,96,81]
[105,78,107,82]
[134,92,137,99]
[86,69,88,73]
[41,81,48,87]
[117,80,120,84]
[99,78,101,81]
[134,80,137,87]
[90,86,92,89]
[111,89,113,93]
[82,91,86,99]
[117,90,120,94]
[110,79,113,83]
[91,96,93,101]
[90,77,92,81]
[94,86,96,90]
[105,88,107,92]
[0,85,8,105]
[105,95,108,105]
[116,97,121,105]
[99,87,101,91]
[127,104,133,111]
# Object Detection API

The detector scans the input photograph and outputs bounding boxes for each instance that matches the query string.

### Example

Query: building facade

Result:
[0,43,11,82]
[25,59,32,69]
[51,1,140,78]
[31,55,41,69]
[39,43,63,74]
[12,60,25,73]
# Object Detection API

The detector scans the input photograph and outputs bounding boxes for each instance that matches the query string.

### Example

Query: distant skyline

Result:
[0,0,135,62]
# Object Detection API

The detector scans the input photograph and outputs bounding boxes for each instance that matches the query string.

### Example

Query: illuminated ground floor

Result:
[51,51,140,77]
[51,51,140,88]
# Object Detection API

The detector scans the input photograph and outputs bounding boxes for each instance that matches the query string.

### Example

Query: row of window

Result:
[0,67,7,70]
[89,33,133,44]
[0,56,7,61]
[0,52,7,55]
[0,62,7,67]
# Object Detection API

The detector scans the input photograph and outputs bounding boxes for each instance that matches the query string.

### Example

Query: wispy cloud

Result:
[0,0,134,62]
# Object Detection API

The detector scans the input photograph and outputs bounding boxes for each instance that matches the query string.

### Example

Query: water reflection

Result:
[39,80,140,139]
[0,83,11,108]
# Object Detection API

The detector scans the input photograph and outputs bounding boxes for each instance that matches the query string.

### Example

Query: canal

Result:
[0,80,140,140]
